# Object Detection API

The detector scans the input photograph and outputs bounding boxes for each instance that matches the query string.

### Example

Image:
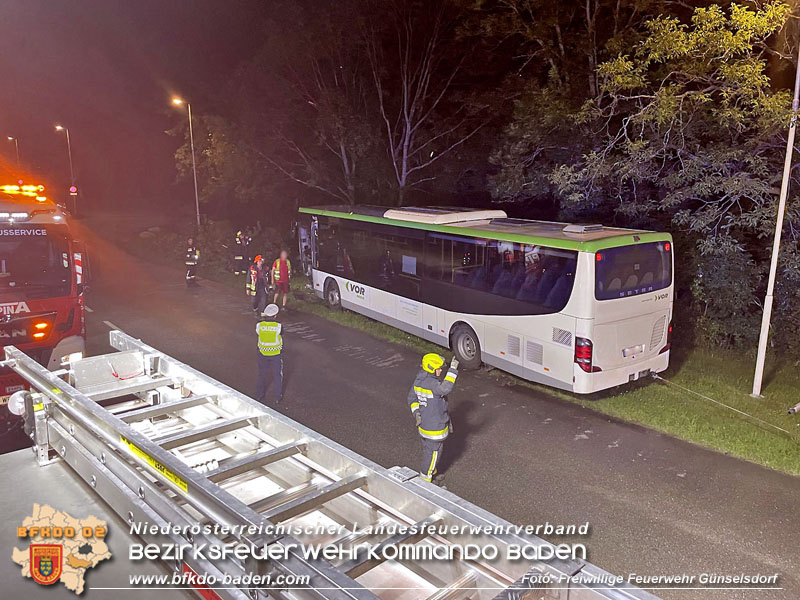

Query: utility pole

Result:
[751,41,800,398]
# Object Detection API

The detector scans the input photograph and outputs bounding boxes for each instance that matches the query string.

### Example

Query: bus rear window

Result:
[595,242,671,300]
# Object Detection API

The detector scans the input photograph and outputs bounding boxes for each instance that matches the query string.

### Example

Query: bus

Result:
[1,183,87,451]
[298,205,673,394]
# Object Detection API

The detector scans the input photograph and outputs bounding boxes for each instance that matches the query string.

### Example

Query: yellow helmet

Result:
[422,353,445,373]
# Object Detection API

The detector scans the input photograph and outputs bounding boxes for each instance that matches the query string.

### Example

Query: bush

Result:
[145,219,292,278]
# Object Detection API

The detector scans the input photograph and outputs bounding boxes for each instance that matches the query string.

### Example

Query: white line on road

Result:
[85,306,94,313]
[103,320,122,330]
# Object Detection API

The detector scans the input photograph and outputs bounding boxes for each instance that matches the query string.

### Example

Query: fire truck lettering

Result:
[0,302,31,315]
[0,229,47,236]
[0,329,26,339]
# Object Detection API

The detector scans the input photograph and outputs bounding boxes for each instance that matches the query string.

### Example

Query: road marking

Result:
[103,320,122,330]
[85,306,94,313]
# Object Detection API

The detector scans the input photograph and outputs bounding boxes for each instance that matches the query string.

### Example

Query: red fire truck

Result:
[0,183,87,451]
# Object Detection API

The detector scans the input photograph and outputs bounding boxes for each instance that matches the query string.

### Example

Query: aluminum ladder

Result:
[2,330,659,600]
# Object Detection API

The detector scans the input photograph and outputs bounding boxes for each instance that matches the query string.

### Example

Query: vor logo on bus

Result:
[345,281,366,299]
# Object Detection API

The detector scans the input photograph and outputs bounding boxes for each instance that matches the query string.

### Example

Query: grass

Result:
[125,235,800,476]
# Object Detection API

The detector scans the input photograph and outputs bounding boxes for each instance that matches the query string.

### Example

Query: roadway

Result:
[76,224,799,600]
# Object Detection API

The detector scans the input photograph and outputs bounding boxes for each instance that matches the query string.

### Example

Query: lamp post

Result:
[172,97,201,227]
[750,41,800,398]
[54,125,75,187]
[6,136,20,167]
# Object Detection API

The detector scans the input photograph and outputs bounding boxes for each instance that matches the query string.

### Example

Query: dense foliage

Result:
[173,0,800,356]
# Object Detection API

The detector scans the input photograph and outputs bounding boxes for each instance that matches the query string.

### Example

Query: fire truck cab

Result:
[0,184,87,412]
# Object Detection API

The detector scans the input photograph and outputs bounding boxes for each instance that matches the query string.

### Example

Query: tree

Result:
[367,1,488,205]
[548,1,799,348]
[262,2,381,207]
[465,0,665,206]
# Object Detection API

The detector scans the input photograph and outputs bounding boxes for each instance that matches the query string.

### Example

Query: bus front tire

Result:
[324,279,341,310]
[451,325,481,370]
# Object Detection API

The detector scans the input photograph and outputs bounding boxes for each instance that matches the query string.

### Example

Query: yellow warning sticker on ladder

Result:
[120,435,189,493]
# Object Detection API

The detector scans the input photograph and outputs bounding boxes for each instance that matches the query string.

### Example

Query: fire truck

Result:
[0,183,87,452]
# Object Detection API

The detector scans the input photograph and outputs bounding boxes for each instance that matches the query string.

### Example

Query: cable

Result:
[651,373,797,441]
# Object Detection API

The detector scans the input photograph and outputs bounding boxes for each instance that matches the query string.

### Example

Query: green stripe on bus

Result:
[298,207,671,252]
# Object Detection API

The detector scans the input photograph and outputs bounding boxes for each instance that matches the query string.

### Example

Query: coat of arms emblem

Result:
[30,544,62,585]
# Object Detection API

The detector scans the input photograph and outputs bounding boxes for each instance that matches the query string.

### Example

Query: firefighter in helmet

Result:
[233,231,247,275]
[248,255,269,313]
[407,353,459,484]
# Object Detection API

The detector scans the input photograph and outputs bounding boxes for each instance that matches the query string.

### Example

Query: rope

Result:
[651,373,797,441]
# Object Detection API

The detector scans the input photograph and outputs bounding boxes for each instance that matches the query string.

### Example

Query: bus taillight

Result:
[575,337,601,373]
[659,321,673,354]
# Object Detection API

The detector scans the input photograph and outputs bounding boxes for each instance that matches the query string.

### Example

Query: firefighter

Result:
[185,237,200,285]
[271,250,292,309]
[233,231,246,275]
[407,353,459,485]
[256,304,283,404]
[248,255,269,313]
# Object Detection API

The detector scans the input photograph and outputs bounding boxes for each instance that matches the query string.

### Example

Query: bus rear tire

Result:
[451,325,481,370]
[324,279,341,311]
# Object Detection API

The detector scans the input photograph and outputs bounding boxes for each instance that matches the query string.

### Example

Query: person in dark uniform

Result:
[407,353,459,485]
[248,255,269,313]
[185,237,199,286]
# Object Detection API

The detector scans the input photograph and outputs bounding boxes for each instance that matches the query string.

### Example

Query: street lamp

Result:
[54,125,75,187]
[6,136,20,167]
[171,97,201,227]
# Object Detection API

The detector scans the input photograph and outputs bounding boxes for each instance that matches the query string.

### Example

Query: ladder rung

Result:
[207,443,306,482]
[153,417,252,450]
[341,517,440,578]
[425,572,477,600]
[249,481,322,513]
[84,376,175,401]
[120,395,212,422]
[263,474,367,523]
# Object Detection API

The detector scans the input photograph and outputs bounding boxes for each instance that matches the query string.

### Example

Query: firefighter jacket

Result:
[185,245,199,265]
[256,320,283,356]
[248,265,268,297]
[407,365,458,440]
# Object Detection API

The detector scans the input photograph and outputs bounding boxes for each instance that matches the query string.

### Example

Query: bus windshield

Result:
[595,241,671,300]
[0,226,72,300]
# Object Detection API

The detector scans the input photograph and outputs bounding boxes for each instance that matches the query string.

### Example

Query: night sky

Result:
[0,0,270,209]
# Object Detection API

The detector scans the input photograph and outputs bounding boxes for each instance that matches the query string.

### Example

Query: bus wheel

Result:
[324,279,341,310]
[451,325,481,370]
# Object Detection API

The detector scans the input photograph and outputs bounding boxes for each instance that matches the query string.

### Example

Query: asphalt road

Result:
[79,226,798,600]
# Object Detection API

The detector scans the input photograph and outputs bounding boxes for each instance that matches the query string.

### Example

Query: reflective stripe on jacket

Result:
[407,366,458,440]
[247,266,257,295]
[256,320,283,356]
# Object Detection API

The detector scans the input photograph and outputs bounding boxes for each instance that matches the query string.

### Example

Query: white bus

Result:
[298,205,673,394]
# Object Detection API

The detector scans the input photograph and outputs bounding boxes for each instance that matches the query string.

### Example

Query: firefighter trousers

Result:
[419,437,444,482]
[185,264,197,283]
[253,287,268,312]
[257,354,283,404]
[233,255,244,274]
